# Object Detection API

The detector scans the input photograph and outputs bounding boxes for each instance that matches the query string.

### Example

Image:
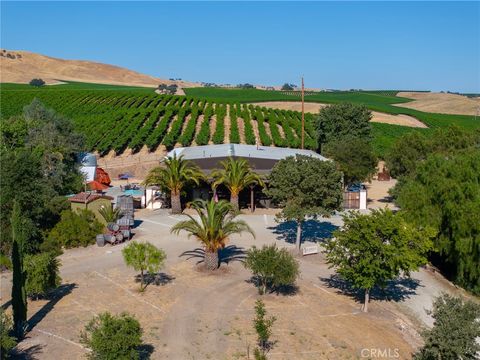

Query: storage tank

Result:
[78,152,98,167]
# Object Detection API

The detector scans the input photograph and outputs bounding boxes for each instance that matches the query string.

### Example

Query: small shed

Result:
[343,184,367,210]
[68,192,113,225]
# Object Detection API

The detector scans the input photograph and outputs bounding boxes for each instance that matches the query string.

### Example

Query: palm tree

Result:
[98,205,122,223]
[211,157,264,210]
[171,199,255,270]
[144,153,204,214]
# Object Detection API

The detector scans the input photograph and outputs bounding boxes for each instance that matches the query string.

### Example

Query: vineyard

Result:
[2,83,478,158]
[0,88,318,155]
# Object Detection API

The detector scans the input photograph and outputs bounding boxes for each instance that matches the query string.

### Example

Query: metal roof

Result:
[167,144,327,162]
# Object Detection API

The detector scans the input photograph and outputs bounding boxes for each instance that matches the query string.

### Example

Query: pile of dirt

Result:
[0,49,198,88]
[396,92,480,115]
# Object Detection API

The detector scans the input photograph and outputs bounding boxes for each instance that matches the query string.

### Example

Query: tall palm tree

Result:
[211,157,264,210]
[171,199,255,270]
[144,153,204,214]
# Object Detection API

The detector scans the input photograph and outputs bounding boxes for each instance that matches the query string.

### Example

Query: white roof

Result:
[167,144,327,161]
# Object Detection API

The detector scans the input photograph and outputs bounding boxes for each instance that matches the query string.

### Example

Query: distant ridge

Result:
[0,49,198,88]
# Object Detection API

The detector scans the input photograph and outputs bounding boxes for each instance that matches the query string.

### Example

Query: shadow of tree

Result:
[138,343,155,360]
[320,274,422,303]
[134,272,175,288]
[10,343,43,360]
[269,220,339,245]
[180,245,246,266]
[27,283,77,331]
[245,277,299,296]
[218,245,247,264]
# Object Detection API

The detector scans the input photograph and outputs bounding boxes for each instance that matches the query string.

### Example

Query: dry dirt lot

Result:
[1,209,462,360]
[251,102,427,128]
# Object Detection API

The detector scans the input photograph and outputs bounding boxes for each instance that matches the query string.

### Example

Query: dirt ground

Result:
[1,207,464,360]
[251,102,427,128]
[396,92,480,116]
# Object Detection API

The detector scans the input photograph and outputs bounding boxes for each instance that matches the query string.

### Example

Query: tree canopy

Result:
[315,103,372,153]
[143,153,203,214]
[325,209,435,312]
[324,138,377,187]
[281,83,295,91]
[395,149,480,294]
[29,78,45,87]
[245,244,299,294]
[414,294,480,360]
[122,242,166,291]
[265,155,343,252]
[211,157,264,209]
[385,126,480,179]
[171,199,254,270]
[80,312,143,360]
[0,99,84,254]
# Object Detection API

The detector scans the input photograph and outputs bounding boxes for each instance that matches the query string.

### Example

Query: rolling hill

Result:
[0,49,197,88]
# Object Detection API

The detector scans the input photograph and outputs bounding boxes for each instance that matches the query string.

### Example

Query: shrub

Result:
[253,299,276,358]
[244,244,299,294]
[29,78,45,87]
[47,209,103,249]
[0,309,16,360]
[80,312,143,360]
[24,252,61,299]
[122,242,166,291]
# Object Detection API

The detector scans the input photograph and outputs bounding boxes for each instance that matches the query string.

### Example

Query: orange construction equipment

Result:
[95,167,111,186]
[87,180,109,192]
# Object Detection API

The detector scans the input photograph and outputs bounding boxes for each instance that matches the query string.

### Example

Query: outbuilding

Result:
[68,192,114,225]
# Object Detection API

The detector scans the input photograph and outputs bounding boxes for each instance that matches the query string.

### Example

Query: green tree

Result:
[265,155,343,253]
[253,299,276,359]
[143,153,203,214]
[211,157,264,210]
[98,205,122,224]
[0,99,84,255]
[10,202,27,338]
[316,103,372,153]
[29,78,45,87]
[46,209,103,250]
[24,252,61,299]
[324,138,377,187]
[414,294,480,360]
[171,199,255,270]
[281,83,295,91]
[325,209,434,312]
[122,242,166,291]
[385,126,480,179]
[0,309,16,360]
[396,149,480,294]
[244,245,299,294]
[80,312,143,360]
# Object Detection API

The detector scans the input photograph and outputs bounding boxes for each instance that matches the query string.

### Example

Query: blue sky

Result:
[2,1,479,92]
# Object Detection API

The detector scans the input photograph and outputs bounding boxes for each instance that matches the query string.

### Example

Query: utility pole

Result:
[301,77,305,149]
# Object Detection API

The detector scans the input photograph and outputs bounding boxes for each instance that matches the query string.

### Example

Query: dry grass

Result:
[0,49,198,88]
[251,101,428,128]
[396,92,480,115]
